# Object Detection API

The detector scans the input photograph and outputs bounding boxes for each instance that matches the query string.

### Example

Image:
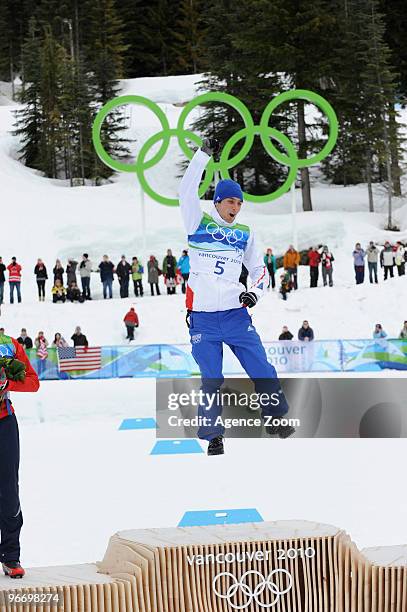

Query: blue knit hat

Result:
[214,179,243,203]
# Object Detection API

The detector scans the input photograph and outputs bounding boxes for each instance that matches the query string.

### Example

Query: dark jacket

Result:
[17,335,33,349]
[99,261,115,281]
[298,326,314,341]
[34,264,48,280]
[67,286,82,302]
[147,258,160,284]
[279,331,294,341]
[66,261,78,284]
[71,333,88,347]
[53,265,64,283]
[163,255,176,278]
[116,261,131,280]
[0,263,6,282]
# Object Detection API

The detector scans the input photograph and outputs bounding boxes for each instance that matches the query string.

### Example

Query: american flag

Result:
[57,346,102,372]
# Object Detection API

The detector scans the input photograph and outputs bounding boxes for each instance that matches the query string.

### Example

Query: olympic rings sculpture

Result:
[212,569,293,609]
[92,90,338,207]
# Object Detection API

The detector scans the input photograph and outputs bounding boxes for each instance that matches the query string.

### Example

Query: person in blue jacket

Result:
[373,324,387,339]
[263,248,277,290]
[177,250,190,294]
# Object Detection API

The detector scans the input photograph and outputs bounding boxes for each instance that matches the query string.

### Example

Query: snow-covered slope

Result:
[0,75,407,343]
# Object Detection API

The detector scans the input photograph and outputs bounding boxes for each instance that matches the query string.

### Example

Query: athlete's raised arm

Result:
[179,139,220,234]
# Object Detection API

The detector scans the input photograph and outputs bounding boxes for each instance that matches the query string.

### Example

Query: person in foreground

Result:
[179,139,295,456]
[0,331,40,578]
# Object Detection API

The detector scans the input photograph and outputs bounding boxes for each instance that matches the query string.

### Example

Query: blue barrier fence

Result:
[26,338,407,380]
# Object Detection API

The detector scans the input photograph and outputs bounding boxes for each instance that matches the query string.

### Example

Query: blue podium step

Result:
[119,418,157,430]
[178,508,264,527]
[150,439,204,455]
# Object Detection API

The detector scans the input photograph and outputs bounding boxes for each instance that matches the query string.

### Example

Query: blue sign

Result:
[150,440,204,455]
[178,508,264,527]
[119,418,157,430]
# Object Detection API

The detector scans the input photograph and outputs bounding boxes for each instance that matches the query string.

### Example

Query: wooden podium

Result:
[1,521,406,611]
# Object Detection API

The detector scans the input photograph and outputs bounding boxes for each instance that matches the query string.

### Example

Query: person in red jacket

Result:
[0,333,40,578]
[123,307,139,341]
[7,257,22,304]
[308,247,321,288]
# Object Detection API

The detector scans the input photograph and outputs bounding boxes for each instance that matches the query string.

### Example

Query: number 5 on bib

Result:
[214,260,225,275]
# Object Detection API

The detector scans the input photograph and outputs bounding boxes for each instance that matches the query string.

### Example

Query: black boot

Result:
[207,435,224,456]
[266,423,296,439]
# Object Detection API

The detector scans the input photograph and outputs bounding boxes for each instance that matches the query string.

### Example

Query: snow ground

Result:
[16,378,407,567]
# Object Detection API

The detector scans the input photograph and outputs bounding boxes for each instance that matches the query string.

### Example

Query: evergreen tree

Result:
[382,0,407,97]
[280,0,339,211]
[322,0,400,215]
[356,0,398,224]
[173,0,207,74]
[38,25,66,178]
[0,2,11,81]
[321,0,369,187]
[82,0,129,181]
[154,0,181,75]
[382,0,406,195]
[120,0,162,77]
[13,18,43,169]
[194,0,287,195]
[194,0,337,203]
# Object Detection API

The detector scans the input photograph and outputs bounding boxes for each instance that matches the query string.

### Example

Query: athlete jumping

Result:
[179,139,295,455]
[0,332,40,577]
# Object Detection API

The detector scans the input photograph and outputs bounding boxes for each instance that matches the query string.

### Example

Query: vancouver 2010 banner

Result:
[25,339,407,380]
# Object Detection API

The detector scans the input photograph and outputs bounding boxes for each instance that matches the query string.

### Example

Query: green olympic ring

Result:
[92,89,338,206]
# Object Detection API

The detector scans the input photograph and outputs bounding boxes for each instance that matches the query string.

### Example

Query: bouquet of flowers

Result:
[0,357,26,403]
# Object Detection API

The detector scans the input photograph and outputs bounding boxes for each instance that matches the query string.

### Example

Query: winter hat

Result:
[214,179,243,203]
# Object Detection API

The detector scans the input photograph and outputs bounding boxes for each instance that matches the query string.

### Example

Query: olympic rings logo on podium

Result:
[92,90,338,207]
[212,569,293,609]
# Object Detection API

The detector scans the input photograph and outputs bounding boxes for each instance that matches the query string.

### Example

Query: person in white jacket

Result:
[178,138,294,455]
[380,242,395,281]
[395,242,405,276]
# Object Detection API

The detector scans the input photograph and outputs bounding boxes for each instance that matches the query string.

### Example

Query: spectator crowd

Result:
[276,320,407,342]
[0,250,191,305]
[1,242,406,351]
[0,240,405,306]
[352,241,406,285]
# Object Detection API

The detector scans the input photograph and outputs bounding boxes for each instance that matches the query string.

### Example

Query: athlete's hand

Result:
[201,138,220,156]
[239,291,258,308]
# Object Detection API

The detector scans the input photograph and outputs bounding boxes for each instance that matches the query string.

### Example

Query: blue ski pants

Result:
[189,308,289,440]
